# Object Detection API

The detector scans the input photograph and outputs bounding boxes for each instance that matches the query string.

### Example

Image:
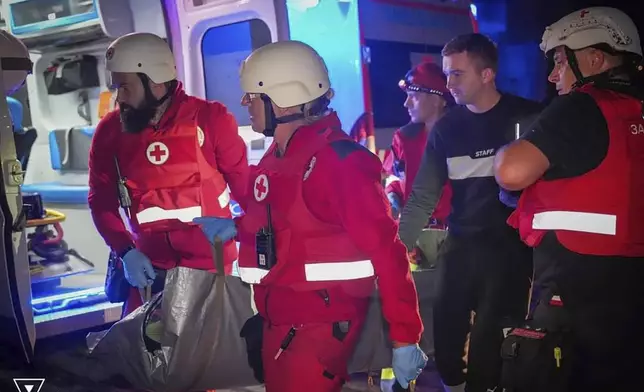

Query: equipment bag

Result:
[44,55,100,95]
[103,251,131,304]
[348,267,436,374]
[499,291,574,392]
[87,241,259,391]
[499,326,573,392]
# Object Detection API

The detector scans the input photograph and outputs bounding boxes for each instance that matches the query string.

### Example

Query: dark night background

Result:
[476,0,642,102]
[368,0,642,132]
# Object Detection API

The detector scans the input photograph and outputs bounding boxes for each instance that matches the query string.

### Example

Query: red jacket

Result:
[88,84,249,271]
[382,123,452,224]
[237,113,422,344]
[349,112,374,146]
[508,85,644,256]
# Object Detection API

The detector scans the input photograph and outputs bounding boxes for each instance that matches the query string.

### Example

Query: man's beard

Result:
[119,101,158,134]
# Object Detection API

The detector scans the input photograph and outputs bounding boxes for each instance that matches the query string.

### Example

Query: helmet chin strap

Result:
[261,94,305,137]
[565,47,589,90]
[137,73,173,106]
[563,47,643,95]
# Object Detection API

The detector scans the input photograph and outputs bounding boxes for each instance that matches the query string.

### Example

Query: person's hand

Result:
[387,193,402,220]
[121,248,156,288]
[392,343,428,388]
[192,217,237,244]
[499,188,521,208]
[408,248,419,271]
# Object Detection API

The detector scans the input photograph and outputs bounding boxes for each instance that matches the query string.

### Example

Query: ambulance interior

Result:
[0,0,475,352]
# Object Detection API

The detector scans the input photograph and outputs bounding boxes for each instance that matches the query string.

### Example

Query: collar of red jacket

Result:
[297,111,342,135]
[399,121,426,139]
[155,82,189,129]
[285,111,342,149]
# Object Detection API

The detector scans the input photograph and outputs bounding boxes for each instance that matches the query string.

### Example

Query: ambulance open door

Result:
[0,77,35,363]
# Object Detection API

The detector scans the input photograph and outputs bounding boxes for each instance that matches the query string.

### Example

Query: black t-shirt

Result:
[522,91,609,180]
[399,93,544,247]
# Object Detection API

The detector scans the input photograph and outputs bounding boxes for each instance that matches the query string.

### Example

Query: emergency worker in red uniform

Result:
[382,60,454,222]
[495,7,644,391]
[88,32,248,316]
[194,41,427,392]
[380,60,455,392]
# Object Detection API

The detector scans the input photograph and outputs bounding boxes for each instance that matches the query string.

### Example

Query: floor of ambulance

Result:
[0,326,444,392]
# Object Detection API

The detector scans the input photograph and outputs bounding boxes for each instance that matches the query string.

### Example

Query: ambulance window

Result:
[201,19,271,126]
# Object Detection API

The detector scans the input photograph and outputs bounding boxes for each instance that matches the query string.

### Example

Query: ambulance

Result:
[0,0,476,363]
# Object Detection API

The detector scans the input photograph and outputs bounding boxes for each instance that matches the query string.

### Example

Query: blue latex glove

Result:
[392,344,428,388]
[499,188,521,208]
[387,192,402,220]
[192,216,237,244]
[121,248,156,288]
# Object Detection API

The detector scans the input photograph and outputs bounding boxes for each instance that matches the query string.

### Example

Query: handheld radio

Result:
[256,204,277,270]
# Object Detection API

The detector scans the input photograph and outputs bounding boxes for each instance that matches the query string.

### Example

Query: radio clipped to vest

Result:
[114,156,132,219]
[256,204,277,270]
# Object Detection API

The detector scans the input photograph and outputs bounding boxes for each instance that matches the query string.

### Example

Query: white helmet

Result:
[0,30,31,95]
[240,40,330,108]
[540,7,642,57]
[105,32,176,84]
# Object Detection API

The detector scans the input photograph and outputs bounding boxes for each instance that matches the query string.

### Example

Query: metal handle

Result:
[139,285,152,303]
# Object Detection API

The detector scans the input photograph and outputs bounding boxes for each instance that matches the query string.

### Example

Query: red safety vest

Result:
[116,104,232,235]
[508,85,644,256]
[236,125,375,294]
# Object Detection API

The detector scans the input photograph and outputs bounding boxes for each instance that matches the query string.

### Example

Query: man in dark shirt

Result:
[495,7,644,391]
[399,33,542,392]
